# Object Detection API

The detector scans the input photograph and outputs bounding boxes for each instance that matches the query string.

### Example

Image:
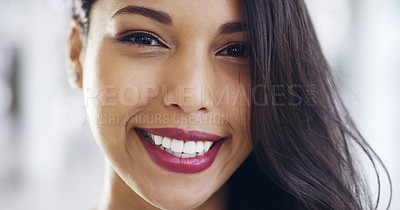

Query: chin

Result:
[139,184,214,210]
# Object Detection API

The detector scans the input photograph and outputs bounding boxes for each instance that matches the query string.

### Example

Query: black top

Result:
[227,153,298,210]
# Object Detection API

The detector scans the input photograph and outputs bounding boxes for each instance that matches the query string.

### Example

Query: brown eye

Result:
[217,43,248,58]
[119,32,168,48]
[134,35,157,45]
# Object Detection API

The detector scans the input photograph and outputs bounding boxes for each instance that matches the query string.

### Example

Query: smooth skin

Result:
[67,0,252,209]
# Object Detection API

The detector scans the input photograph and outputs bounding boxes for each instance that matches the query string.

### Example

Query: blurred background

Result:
[0,0,398,209]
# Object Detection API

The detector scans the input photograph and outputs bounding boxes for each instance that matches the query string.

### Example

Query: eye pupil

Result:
[227,45,247,57]
[135,36,153,45]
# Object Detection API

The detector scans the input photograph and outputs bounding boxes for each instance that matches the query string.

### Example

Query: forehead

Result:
[91,0,242,26]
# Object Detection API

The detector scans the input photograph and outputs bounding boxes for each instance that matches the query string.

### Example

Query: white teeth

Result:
[165,148,173,154]
[171,139,184,153]
[162,137,172,149]
[154,135,163,145]
[204,141,213,152]
[183,141,196,154]
[182,153,196,158]
[173,151,182,158]
[195,141,204,152]
[145,131,219,158]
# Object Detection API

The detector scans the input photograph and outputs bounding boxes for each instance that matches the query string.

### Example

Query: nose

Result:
[162,46,215,114]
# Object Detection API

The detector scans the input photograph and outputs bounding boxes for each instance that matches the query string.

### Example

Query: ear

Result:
[66,20,84,89]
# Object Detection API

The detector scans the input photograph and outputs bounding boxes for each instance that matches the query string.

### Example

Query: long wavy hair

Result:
[71,0,392,209]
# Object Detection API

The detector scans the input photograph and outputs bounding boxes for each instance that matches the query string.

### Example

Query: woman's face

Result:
[76,0,252,209]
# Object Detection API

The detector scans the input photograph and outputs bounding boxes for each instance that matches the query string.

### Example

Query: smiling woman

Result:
[66,0,391,209]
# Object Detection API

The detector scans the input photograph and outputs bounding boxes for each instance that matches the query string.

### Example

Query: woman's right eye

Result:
[118,32,167,48]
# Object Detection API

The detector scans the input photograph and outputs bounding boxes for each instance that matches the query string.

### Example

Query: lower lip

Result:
[136,129,224,173]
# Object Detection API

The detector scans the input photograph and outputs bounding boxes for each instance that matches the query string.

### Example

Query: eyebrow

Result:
[112,5,173,26]
[217,22,245,35]
[112,6,245,35]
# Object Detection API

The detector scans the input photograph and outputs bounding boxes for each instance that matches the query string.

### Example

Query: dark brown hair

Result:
[71,0,392,209]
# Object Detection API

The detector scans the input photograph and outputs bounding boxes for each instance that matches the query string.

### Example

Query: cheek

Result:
[218,73,251,133]
[213,77,252,168]
[82,42,162,157]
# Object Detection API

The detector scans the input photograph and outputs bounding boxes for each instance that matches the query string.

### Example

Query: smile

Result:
[135,127,226,173]
[143,130,215,158]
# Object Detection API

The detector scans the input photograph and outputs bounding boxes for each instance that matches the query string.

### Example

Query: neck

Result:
[96,161,229,210]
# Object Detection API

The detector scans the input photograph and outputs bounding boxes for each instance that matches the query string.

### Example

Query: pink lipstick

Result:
[135,127,226,173]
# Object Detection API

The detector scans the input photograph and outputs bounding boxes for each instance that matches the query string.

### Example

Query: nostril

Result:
[163,95,212,114]
[198,107,207,111]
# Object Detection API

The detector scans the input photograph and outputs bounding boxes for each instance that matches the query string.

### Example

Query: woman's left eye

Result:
[118,32,167,48]
[217,43,249,58]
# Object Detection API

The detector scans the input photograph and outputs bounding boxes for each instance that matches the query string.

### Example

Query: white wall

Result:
[307,0,400,208]
[0,1,103,210]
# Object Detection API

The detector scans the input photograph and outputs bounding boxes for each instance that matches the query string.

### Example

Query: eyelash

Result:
[118,31,249,58]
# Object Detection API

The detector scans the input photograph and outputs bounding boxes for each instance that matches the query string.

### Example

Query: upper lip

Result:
[136,127,225,142]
